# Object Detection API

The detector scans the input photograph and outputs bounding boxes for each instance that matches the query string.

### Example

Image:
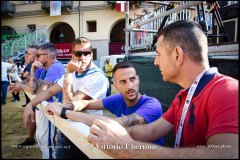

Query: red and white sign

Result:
[54,43,72,59]
[116,1,126,12]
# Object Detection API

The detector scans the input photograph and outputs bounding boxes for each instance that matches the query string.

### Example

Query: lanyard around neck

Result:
[174,69,208,148]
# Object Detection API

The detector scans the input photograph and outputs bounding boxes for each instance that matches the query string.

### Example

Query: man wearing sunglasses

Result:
[8,45,39,149]
[23,37,109,159]
[57,37,110,159]
[22,42,65,159]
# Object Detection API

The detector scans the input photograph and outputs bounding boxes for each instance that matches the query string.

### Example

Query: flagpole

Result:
[125,1,129,60]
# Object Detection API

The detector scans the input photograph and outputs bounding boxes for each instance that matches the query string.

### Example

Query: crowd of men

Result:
[1,20,238,159]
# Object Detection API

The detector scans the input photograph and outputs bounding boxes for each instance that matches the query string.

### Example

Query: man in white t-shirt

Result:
[1,56,15,105]
[23,37,109,158]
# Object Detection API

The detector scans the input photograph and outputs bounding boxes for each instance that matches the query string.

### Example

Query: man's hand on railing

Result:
[87,118,133,158]
[23,103,35,129]
[45,102,64,117]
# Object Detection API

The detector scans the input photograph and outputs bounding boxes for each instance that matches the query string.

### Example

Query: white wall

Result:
[91,39,109,60]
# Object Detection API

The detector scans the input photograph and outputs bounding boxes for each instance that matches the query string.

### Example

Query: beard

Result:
[79,59,92,71]
[125,89,138,101]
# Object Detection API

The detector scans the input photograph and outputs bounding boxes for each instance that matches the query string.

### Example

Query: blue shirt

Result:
[39,60,65,103]
[22,63,32,80]
[103,93,164,146]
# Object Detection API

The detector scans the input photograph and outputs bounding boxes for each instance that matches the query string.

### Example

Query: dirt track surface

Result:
[1,92,41,159]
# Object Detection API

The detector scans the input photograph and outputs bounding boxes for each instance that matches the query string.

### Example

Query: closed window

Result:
[87,21,97,32]
[27,24,36,33]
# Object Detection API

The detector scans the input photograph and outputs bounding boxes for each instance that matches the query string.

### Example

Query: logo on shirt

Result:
[187,103,195,133]
[52,96,59,102]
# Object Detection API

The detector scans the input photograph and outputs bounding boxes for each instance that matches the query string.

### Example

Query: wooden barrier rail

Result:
[26,92,112,159]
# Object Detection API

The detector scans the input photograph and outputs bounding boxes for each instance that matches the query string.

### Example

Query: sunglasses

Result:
[73,51,91,57]
[37,53,47,58]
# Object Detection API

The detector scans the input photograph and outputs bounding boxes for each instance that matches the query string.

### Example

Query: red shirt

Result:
[163,68,238,147]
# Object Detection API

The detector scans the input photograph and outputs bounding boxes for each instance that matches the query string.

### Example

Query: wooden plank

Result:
[26,92,112,159]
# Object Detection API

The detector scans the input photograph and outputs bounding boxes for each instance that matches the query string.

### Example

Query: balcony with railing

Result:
[129,1,201,50]
[1,26,47,61]
[41,1,73,14]
[1,1,16,19]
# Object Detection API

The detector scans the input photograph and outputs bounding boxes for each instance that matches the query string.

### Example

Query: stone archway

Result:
[110,19,125,42]
[50,22,75,44]
[109,19,125,55]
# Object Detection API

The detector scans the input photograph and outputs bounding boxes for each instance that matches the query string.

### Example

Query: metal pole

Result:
[125,1,129,60]
[132,28,158,33]
[78,1,81,37]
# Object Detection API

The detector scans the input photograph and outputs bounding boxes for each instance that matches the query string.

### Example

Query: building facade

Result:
[1,1,148,64]
[2,1,238,63]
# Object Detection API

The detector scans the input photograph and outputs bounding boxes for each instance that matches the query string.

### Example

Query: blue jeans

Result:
[1,81,9,104]
[55,129,65,159]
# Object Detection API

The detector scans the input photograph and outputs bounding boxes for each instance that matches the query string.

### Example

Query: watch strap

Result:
[60,107,70,119]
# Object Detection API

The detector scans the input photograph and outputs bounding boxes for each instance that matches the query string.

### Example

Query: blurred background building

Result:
[1,1,238,66]
[1,1,146,65]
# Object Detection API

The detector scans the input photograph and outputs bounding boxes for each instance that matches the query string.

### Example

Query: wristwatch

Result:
[60,108,70,119]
